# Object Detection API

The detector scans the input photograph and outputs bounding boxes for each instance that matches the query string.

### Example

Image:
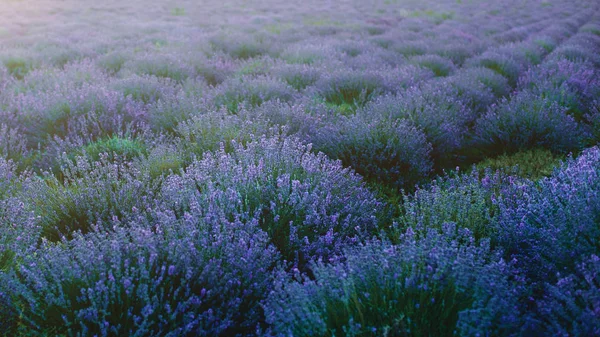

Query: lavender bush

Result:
[26,154,157,242]
[366,83,474,167]
[540,254,600,336]
[310,115,433,190]
[264,224,521,337]
[473,91,586,157]
[160,135,383,267]
[494,146,600,283]
[1,203,279,336]
[397,168,518,242]
[212,75,296,113]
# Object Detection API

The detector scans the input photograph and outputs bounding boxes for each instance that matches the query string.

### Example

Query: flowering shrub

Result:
[174,109,272,158]
[77,136,148,163]
[314,66,431,113]
[123,52,194,82]
[442,75,497,114]
[473,91,586,156]
[0,158,40,271]
[519,59,600,121]
[280,43,333,65]
[209,33,273,60]
[145,85,210,133]
[539,254,600,336]
[1,203,279,336]
[112,74,179,105]
[271,63,321,90]
[27,155,157,242]
[0,124,28,164]
[458,67,511,99]
[494,146,600,283]
[469,51,525,86]
[366,83,474,166]
[397,168,519,242]
[96,51,129,74]
[264,224,521,337]
[409,54,456,77]
[311,115,433,190]
[3,64,147,148]
[212,75,296,113]
[1,54,37,80]
[160,135,383,266]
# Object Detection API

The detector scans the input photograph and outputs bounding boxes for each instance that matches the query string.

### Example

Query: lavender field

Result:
[1,0,600,335]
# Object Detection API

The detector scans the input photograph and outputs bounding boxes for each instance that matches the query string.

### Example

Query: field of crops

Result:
[1,0,600,335]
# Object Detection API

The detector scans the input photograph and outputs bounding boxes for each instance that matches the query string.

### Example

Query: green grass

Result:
[324,101,356,115]
[145,148,185,179]
[170,7,186,16]
[407,10,455,24]
[79,136,147,162]
[580,24,600,36]
[321,85,377,114]
[236,60,267,77]
[2,56,34,80]
[476,148,564,180]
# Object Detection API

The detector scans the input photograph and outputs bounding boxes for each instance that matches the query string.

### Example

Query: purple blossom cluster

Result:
[1,0,600,335]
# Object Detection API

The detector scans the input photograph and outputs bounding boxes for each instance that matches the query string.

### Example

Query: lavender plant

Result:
[25,154,157,242]
[212,75,296,113]
[264,224,521,337]
[209,33,273,60]
[494,146,600,283]
[0,124,28,165]
[1,201,279,336]
[473,91,586,157]
[466,51,524,86]
[539,254,600,336]
[271,63,321,90]
[518,59,600,121]
[174,109,272,159]
[310,115,433,190]
[314,66,433,114]
[397,168,518,243]
[409,54,456,77]
[366,83,474,167]
[160,135,383,267]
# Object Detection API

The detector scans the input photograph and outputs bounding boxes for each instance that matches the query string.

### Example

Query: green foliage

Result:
[324,101,356,115]
[97,51,128,74]
[534,37,557,53]
[213,76,296,113]
[410,55,455,77]
[170,7,186,16]
[317,71,388,113]
[2,56,34,80]
[236,59,269,77]
[144,145,185,179]
[476,148,563,180]
[409,10,455,24]
[130,57,190,82]
[395,168,508,243]
[78,136,147,162]
[579,23,600,36]
[112,75,175,104]
[29,156,155,242]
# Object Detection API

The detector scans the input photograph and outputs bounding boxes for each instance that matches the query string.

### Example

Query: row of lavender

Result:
[0,0,600,335]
